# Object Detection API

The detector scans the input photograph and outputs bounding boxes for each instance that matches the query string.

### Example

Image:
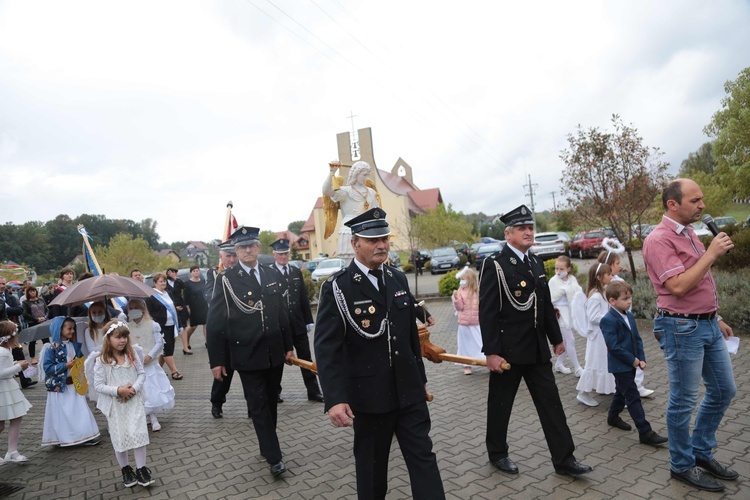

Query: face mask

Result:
[556,271,568,279]
[459,280,467,287]
[92,313,106,324]
[128,310,144,321]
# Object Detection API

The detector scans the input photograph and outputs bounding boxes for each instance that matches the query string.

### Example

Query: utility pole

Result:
[551,191,557,211]
[523,174,538,214]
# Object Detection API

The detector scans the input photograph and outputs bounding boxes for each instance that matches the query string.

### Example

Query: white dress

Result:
[575,292,616,395]
[129,319,175,415]
[331,185,379,259]
[41,341,101,447]
[82,327,104,402]
[94,357,149,453]
[0,347,32,420]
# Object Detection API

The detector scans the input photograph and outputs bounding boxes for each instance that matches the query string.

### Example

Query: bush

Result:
[629,238,643,250]
[424,260,431,270]
[402,263,415,273]
[459,254,468,267]
[438,270,460,296]
[711,227,750,272]
[543,258,578,280]
[302,269,322,303]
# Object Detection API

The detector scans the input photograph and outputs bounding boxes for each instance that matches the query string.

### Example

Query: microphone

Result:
[701,214,731,253]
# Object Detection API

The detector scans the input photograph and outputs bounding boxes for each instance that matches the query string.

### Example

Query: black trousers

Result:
[353,402,444,500]
[210,366,235,407]
[238,365,284,464]
[279,333,321,396]
[11,347,32,384]
[486,362,576,466]
[609,369,652,434]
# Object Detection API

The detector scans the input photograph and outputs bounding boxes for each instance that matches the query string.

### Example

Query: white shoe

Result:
[149,414,161,432]
[576,392,599,407]
[4,451,28,463]
[554,364,572,375]
[639,388,655,398]
[574,368,583,378]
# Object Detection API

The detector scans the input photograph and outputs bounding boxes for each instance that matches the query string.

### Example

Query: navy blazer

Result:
[600,308,645,374]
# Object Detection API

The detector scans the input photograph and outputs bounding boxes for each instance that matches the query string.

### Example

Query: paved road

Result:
[4,300,748,499]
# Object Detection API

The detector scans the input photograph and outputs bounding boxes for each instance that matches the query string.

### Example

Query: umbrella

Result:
[49,274,156,308]
[19,316,89,344]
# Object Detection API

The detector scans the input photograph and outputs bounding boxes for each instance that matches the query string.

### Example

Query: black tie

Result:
[369,269,386,300]
[249,268,260,289]
[283,266,289,281]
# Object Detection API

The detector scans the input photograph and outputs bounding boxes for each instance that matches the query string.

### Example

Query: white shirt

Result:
[353,259,383,291]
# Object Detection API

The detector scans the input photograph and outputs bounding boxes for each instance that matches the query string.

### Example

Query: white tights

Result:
[0,417,22,453]
[555,325,582,371]
[115,446,147,469]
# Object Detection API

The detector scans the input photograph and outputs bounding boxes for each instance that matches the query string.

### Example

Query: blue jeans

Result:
[655,315,736,472]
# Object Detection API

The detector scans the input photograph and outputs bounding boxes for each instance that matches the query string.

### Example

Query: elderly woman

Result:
[146,272,183,380]
[22,286,49,365]
[182,266,207,355]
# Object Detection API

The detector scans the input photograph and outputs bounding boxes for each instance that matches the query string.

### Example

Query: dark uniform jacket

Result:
[314,261,427,414]
[278,264,313,337]
[206,264,292,371]
[479,244,562,364]
[204,267,220,304]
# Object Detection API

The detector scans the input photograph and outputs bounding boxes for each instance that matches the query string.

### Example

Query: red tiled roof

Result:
[408,188,442,212]
[187,241,209,250]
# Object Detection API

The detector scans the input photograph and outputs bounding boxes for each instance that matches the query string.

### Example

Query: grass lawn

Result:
[724,202,750,224]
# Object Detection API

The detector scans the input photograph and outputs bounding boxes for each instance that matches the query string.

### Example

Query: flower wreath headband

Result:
[105,321,128,336]
[0,324,19,344]
[595,237,625,275]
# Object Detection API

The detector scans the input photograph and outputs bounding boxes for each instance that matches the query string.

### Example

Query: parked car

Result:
[714,216,738,229]
[569,230,608,259]
[530,232,567,260]
[408,249,432,264]
[691,221,713,238]
[641,225,657,238]
[480,237,500,244]
[745,214,750,229]
[288,260,303,269]
[429,247,461,274]
[453,242,470,258]
[302,257,326,273]
[258,254,275,266]
[311,258,346,282]
[475,242,505,270]
[388,251,401,268]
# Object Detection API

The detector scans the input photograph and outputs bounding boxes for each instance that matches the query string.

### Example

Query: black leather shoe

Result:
[696,457,739,480]
[639,430,668,446]
[211,405,223,418]
[671,467,724,492]
[307,393,324,403]
[555,458,593,476]
[607,416,632,431]
[490,457,519,474]
[20,378,38,389]
[277,395,284,403]
[270,461,287,476]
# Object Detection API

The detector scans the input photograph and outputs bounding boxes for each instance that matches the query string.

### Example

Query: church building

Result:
[301,127,442,259]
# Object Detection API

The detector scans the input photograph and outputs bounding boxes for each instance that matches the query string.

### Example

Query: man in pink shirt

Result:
[643,178,737,493]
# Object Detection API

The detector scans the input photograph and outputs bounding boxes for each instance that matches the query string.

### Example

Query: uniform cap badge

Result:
[373,210,381,218]
[521,207,527,215]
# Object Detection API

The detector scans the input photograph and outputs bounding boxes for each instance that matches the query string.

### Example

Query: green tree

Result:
[560,115,670,280]
[411,204,475,250]
[679,142,716,176]
[287,220,305,235]
[95,233,172,276]
[704,67,750,197]
[259,230,276,254]
[553,209,575,232]
[44,215,81,268]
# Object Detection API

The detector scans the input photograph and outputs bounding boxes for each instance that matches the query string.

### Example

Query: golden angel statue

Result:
[322,160,381,261]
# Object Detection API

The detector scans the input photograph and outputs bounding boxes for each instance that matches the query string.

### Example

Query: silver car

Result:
[531,232,567,260]
[311,258,346,282]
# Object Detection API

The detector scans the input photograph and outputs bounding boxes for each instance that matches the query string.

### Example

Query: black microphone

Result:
[701,214,731,253]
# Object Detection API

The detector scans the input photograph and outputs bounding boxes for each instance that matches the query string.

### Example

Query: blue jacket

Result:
[600,308,645,374]
[43,316,84,393]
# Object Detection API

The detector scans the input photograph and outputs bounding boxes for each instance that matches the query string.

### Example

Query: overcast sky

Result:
[1,0,749,244]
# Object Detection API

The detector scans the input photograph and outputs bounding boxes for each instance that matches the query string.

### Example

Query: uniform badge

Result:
[327,275,335,282]
[247,300,255,307]
[386,268,393,277]
[510,257,517,265]
[361,319,370,328]
[521,206,527,215]
[354,308,362,315]
[368,305,376,314]
[514,291,522,298]
[520,281,526,288]
[353,273,362,282]
[247,291,253,296]
[373,210,381,218]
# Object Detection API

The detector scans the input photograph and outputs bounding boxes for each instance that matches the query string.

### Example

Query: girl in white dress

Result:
[126,299,175,432]
[451,266,485,374]
[549,256,583,376]
[94,320,154,488]
[82,301,112,358]
[40,317,101,447]
[1,320,32,464]
[575,263,616,407]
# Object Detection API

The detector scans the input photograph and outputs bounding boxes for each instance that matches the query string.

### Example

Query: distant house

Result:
[156,249,181,262]
[179,241,209,267]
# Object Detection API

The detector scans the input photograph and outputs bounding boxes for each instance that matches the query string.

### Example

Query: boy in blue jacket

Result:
[600,281,667,446]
